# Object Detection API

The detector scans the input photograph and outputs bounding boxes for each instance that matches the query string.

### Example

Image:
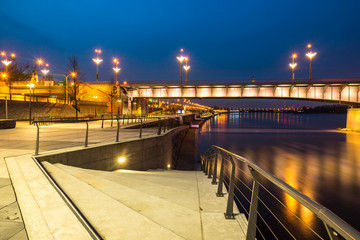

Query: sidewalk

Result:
[0,121,158,240]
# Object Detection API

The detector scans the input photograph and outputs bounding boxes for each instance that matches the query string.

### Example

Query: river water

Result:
[197,112,360,239]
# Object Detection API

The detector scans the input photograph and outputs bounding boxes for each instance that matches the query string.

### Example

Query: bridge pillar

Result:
[346,108,360,131]
[128,97,132,115]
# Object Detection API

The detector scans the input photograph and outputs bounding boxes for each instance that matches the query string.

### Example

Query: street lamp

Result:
[289,53,297,82]
[1,51,15,72]
[176,49,186,85]
[306,44,317,83]
[183,65,190,84]
[27,83,35,124]
[93,49,103,84]
[113,58,121,85]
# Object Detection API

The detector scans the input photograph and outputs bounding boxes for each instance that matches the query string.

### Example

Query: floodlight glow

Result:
[27,83,35,88]
[289,63,297,69]
[176,56,185,62]
[118,157,126,163]
[41,69,49,75]
[92,58,103,65]
[2,60,11,66]
[113,67,121,73]
[11,53,15,58]
[183,65,190,71]
[306,52,317,59]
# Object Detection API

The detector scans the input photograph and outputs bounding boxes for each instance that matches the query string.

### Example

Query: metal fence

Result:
[201,145,360,240]
[32,116,181,155]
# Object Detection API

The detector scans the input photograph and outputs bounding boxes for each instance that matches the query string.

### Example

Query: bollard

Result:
[139,119,143,138]
[101,115,104,128]
[35,123,40,155]
[116,118,120,142]
[85,121,89,147]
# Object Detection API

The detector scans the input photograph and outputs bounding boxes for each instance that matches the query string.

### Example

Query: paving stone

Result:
[0,202,23,222]
[0,221,24,240]
[0,185,16,209]
[8,229,28,240]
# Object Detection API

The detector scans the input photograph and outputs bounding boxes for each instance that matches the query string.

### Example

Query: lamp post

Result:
[113,58,121,85]
[93,96,98,117]
[50,72,76,104]
[183,65,190,84]
[27,83,35,124]
[93,49,103,84]
[176,49,185,85]
[289,53,297,83]
[306,44,317,83]
[1,51,15,72]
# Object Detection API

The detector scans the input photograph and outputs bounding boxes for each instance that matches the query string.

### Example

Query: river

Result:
[196,112,360,239]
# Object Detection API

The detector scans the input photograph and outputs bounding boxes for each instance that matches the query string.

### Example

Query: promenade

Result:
[0,121,158,240]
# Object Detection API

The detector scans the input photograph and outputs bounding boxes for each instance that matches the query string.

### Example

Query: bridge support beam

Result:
[346,108,360,131]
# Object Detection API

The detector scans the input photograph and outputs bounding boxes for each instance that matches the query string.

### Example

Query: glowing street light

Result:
[306,44,317,83]
[183,65,190,84]
[41,68,50,81]
[1,51,15,72]
[289,53,297,82]
[27,83,35,124]
[93,49,103,84]
[177,49,186,85]
[113,58,121,85]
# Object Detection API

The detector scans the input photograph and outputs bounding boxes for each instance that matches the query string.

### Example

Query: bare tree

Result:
[106,77,118,118]
[65,55,83,120]
[4,60,34,100]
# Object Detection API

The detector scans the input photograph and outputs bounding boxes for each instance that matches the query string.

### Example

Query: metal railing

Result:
[201,145,360,240]
[32,116,181,155]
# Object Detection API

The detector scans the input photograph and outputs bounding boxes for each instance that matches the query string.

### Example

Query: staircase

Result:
[42,163,248,240]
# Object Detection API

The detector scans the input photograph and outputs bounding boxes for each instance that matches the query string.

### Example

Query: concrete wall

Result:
[36,126,189,171]
[346,108,360,131]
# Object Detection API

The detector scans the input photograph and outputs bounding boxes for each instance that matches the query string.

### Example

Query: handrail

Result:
[201,145,360,240]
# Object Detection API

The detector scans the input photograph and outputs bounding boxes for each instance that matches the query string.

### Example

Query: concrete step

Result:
[56,164,200,211]
[42,162,185,240]
[53,164,247,240]
[5,155,92,240]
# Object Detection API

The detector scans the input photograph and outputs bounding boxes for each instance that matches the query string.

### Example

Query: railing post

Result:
[216,151,225,197]
[157,118,161,135]
[208,151,213,179]
[139,119,143,138]
[101,115,104,128]
[116,118,120,142]
[85,121,89,147]
[224,154,236,219]
[163,119,166,133]
[246,166,260,240]
[35,123,39,155]
[122,116,125,125]
[204,153,209,174]
[212,149,218,184]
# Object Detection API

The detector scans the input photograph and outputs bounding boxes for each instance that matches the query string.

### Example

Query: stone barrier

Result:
[0,119,16,129]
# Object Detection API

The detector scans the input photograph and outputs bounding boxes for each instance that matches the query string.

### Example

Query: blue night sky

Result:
[1,0,360,107]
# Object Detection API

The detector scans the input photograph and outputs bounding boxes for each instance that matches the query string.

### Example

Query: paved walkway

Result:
[0,120,159,240]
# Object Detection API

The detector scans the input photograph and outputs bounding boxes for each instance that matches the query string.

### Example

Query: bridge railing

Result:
[31,116,181,155]
[201,145,360,240]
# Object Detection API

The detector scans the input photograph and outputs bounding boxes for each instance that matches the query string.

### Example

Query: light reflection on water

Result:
[198,112,360,238]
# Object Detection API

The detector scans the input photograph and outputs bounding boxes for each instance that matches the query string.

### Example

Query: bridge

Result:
[124,81,360,105]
